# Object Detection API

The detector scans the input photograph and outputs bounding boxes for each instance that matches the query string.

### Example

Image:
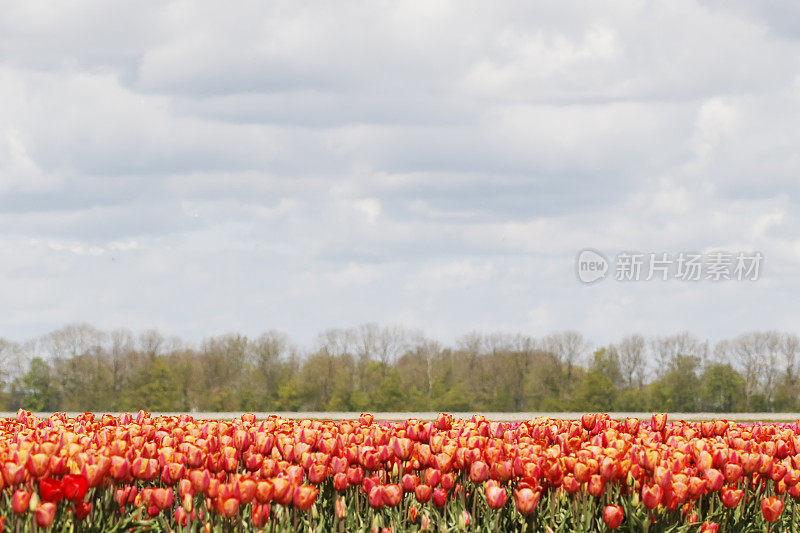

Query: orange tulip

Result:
[414,484,432,504]
[383,484,403,507]
[35,502,56,528]
[485,483,507,510]
[220,497,239,518]
[704,469,724,492]
[651,413,667,432]
[293,485,318,511]
[333,472,348,492]
[470,461,489,483]
[513,487,541,515]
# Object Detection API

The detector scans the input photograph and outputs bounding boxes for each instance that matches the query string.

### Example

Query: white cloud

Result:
[0,0,799,347]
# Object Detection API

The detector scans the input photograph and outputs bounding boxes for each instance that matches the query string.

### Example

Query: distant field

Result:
[3,411,799,422]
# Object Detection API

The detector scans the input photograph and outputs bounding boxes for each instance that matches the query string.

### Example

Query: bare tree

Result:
[252,330,289,385]
[40,323,107,361]
[138,329,165,359]
[0,339,28,391]
[724,332,780,408]
[650,332,708,377]
[316,328,356,358]
[614,334,647,389]
[540,331,590,378]
[781,333,800,383]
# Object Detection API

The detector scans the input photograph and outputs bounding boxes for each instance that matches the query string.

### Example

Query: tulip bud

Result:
[28,491,40,512]
[420,514,430,531]
[335,498,347,519]
[183,493,194,512]
[458,510,471,530]
[175,507,189,527]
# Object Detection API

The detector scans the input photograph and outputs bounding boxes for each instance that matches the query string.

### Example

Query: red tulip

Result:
[62,474,89,501]
[35,502,56,528]
[333,472,348,492]
[603,504,624,529]
[12,489,31,514]
[251,503,270,527]
[174,506,189,526]
[38,477,63,503]
[642,484,662,510]
[75,501,92,521]
[346,467,363,486]
[700,523,719,532]
[562,474,580,494]
[762,496,784,522]
[441,472,455,491]
[368,485,385,509]
[402,473,419,492]
[432,488,447,508]
[721,487,744,509]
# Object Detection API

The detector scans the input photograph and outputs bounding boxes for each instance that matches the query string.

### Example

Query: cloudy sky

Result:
[1,1,799,348]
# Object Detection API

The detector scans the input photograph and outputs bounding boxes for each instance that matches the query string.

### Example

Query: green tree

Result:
[698,362,745,411]
[15,357,60,411]
[648,354,701,412]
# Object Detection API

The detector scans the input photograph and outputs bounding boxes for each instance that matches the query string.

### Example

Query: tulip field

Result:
[2,411,800,531]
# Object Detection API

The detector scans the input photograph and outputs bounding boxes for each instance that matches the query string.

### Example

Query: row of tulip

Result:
[1,410,799,531]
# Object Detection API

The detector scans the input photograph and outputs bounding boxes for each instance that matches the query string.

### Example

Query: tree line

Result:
[0,324,797,413]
